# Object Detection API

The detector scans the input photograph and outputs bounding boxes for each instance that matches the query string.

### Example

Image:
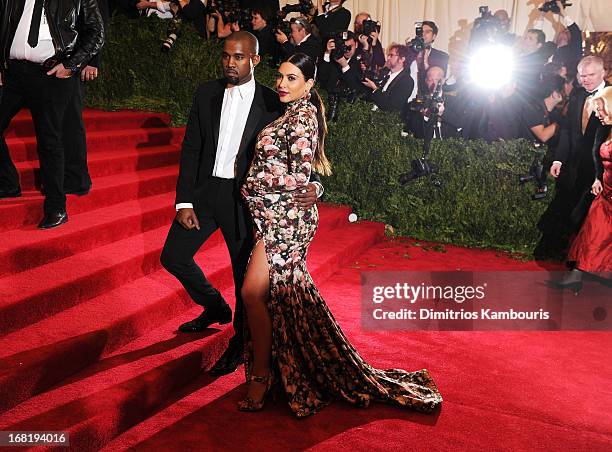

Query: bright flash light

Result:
[469,45,514,90]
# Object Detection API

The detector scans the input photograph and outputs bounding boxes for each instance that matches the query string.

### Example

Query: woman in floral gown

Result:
[238,53,442,417]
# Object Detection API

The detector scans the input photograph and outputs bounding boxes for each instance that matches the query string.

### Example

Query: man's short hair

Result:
[343,30,357,42]
[577,55,605,72]
[538,73,565,99]
[389,44,410,66]
[527,29,546,45]
[252,4,274,23]
[291,16,312,34]
[225,31,259,55]
[422,20,439,35]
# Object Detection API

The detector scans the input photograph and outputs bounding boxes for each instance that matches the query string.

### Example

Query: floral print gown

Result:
[241,97,442,418]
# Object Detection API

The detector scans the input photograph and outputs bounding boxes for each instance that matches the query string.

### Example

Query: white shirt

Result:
[176,77,256,210]
[146,1,174,20]
[382,68,403,92]
[9,0,55,63]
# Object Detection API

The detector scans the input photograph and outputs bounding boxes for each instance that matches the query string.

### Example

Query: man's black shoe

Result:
[0,187,21,199]
[38,211,68,229]
[210,344,244,376]
[178,303,232,333]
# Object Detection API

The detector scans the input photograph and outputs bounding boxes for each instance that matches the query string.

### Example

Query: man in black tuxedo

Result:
[361,44,414,113]
[318,31,367,95]
[0,0,104,229]
[275,16,322,63]
[160,32,321,376]
[407,21,449,95]
[542,56,608,255]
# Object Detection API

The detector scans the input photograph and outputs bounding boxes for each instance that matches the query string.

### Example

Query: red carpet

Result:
[0,109,610,451]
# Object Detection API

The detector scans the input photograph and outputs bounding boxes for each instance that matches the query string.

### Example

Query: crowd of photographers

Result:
[118,0,598,149]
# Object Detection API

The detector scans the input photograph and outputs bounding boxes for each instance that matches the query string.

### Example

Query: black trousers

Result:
[160,178,253,348]
[0,60,78,213]
[62,79,91,191]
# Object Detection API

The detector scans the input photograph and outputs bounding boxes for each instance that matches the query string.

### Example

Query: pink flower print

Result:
[285,175,297,189]
[272,165,285,176]
[295,137,310,150]
[295,124,306,136]
[295,173,308,185]
[260,135,274,146]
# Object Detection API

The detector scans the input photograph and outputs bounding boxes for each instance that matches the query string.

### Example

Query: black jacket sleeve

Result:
[65,0,105,70]
[313,7,351,41]
[86,0,109,68]
[175,86,205,205]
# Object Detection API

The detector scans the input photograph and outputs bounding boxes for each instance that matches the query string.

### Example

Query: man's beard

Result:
[225,72,239,85]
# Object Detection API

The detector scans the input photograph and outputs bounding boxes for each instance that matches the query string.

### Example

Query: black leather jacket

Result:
[0,0,104,73]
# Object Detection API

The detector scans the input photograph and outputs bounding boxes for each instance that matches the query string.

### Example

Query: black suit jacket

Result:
[312,6,351,41]
[280,34,322,62]
[368,68,414,112]
[175,79,282,207]
[317,52,366,94]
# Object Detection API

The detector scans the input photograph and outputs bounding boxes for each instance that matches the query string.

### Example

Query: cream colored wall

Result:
[280,0,612,54]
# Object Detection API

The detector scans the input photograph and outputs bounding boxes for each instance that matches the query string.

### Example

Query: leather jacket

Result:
[0,0,104,73]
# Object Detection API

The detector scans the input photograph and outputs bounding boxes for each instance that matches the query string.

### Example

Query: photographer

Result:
[406,21,449,95]
[403,66,462,139]
[318,31,366,95]
[313,0,351,42]
[354,12,385,70]
[136,0,176,19]
[549,1,582,78]
[361,44,413,113]
[521,74,565,144]
[251,5,277,58]
[276,17,321,62]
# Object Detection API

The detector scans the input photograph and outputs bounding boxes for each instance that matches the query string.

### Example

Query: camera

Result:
[471,5,502,46]
[203,0,252,31]
[330,31,351,60]
[361,67,388,86]
[279,0,314,18]
[409,22,426,53]
[409,80,444,117]
[518,143,548,200]
[539,0,572,14]
[361,19,381,36]
[161,0,184,52]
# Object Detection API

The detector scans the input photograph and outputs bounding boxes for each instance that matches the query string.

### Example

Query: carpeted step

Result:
[0,193,176,276]
[7,127,184,163]
[16,145,180,190]
[0,205,367,335]
[0,221,383,443]
[0,165,179,232]
[5,109,172,139]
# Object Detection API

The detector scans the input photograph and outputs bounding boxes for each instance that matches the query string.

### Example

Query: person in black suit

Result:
[313,0,351,43]
[251,4,277,60]
[539,56,608,257]
[62,0,110,196]
[159,31,322,376]
[406,21,449,95]
[275,16,322,62]
[361,44,414,113]
[0,0,104,229]
[318,31,366,95]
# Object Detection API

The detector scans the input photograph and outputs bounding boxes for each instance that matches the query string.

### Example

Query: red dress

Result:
[568,140,612,271]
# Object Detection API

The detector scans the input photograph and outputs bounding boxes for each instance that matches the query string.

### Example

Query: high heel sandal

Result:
[548,270,583,295]
[237,373,275,412]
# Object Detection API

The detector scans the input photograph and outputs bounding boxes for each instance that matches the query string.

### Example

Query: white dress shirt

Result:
[176,77,256,210]
[9,0,55,63]
[382,68,403,92]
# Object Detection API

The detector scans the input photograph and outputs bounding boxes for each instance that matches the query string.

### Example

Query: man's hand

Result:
[47,63,73,78]
[80,65,98,82]
[294,183,318,209]
[275,29,289,44]
[176,208,200,230]
[591,178,603,196]
[361,77,377,91]
[326,38,335,54]
[136,0,153,10]
[358,34,370,51]
[335,55,349,68]
[370,29,379,46]
[550,162,562,178]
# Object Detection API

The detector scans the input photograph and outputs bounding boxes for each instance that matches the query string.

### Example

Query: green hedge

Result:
[88,15,551,255]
